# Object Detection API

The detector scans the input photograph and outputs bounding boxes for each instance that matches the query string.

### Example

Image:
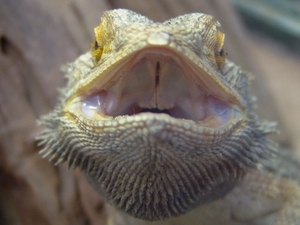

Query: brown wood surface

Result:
[1,0,299,224]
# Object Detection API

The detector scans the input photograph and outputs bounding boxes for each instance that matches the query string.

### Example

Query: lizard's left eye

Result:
[219,48,225,57]
[90,39,103,62]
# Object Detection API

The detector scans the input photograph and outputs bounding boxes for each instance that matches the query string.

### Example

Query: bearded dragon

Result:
[37,9,300,225]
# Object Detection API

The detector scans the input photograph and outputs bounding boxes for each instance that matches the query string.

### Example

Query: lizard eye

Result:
[90,16,115,62]
[215,31,226,68]
[93,40,99,50]
[219,48,225,57]
[90,39,103,62]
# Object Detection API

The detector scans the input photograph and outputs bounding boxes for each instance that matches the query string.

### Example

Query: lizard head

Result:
[38,9,275,221]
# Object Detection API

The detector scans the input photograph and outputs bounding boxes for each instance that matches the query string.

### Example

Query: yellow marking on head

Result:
[215,31,226,68]
[90,17,114,62]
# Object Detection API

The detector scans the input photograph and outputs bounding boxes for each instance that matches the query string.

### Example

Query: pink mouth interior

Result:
[82,90,231,124]
[80,53,233,127]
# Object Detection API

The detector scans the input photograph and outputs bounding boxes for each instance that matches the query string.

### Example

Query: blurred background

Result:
[0,0,300,224]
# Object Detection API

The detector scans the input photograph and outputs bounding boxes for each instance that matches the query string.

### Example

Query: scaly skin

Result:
[37,9,300,224]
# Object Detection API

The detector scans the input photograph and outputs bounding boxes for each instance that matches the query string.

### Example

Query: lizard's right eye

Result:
[90,39,103,61]
[90,17,114,62]
[94,41,99,50]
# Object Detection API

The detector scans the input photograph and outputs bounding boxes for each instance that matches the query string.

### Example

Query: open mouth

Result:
[72,49,241,127]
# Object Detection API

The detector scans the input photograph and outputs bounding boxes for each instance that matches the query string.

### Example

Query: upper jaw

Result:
[74,24,244,106]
